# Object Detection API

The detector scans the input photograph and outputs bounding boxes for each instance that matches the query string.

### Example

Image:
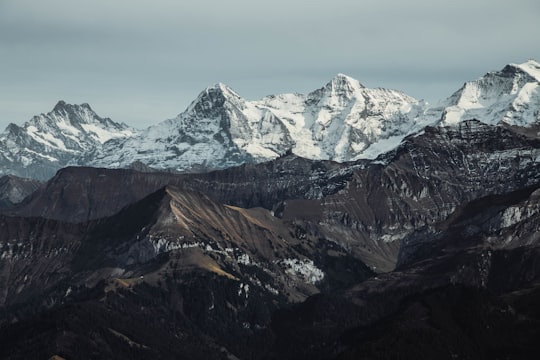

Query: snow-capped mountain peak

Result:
[88,74,423,171]
[2,60,539,180]
[327,73,365,92]
[202,82,240,98]
[52,99,91,113]
[0,101,136,179]
[438,60,540,127]
[185,82,244,116]
[307,73,365,105]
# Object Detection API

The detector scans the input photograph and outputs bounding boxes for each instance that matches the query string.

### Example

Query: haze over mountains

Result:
[1,60,539,180]
[1,60,540,359]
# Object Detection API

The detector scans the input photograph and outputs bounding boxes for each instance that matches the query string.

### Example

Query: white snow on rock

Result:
[438,60,540,127]
[94,60,540,173]
[89,73,428,171]
[277,258,324,284]
[0,101,137,179]
[2,60,540,178]
[515,59,540,82]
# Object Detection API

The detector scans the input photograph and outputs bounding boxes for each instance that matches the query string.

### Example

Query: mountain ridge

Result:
[0,101,136,179]
[1,60,539,180]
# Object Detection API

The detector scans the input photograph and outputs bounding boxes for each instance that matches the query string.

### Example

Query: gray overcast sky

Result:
[1,0,539,130]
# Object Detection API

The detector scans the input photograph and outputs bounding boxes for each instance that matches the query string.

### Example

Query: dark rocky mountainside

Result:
[0,185,372,359]
[277,120,540,271]
[7,154,353,223]
[268,184,540,359]
[2,115,540,358]
[9,120,540,271]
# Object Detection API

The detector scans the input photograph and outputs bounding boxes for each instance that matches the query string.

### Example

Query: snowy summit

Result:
[0,60,539,179]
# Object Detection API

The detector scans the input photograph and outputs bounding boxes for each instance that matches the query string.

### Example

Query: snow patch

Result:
[237,253,252,266]
[277,258,324,284]
[26,125,70,151]
[355,135,405,160]
[22,148,59,162]
[238,283,250,298]
[81,123,134,143]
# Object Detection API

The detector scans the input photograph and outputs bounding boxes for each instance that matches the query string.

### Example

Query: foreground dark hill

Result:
[0,185,373,359]
[2,182,540,359]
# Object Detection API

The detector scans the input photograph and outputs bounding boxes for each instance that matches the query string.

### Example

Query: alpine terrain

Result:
[1,60,540,359]
[0,101,135,180]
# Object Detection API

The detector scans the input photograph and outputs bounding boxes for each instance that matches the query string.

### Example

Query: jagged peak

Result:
[4,122,22,134]
[305,73,365,103]
[326,73,365,91]
[184,82,244,115]
[306,73,366,102]
[203,82,242,98]
[18,101,132,144]
[52,100,95,114]
[53,100,67,111]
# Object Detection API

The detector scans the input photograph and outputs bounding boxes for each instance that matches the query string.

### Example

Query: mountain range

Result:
[1,59,539,180]
[1,60,540,359]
